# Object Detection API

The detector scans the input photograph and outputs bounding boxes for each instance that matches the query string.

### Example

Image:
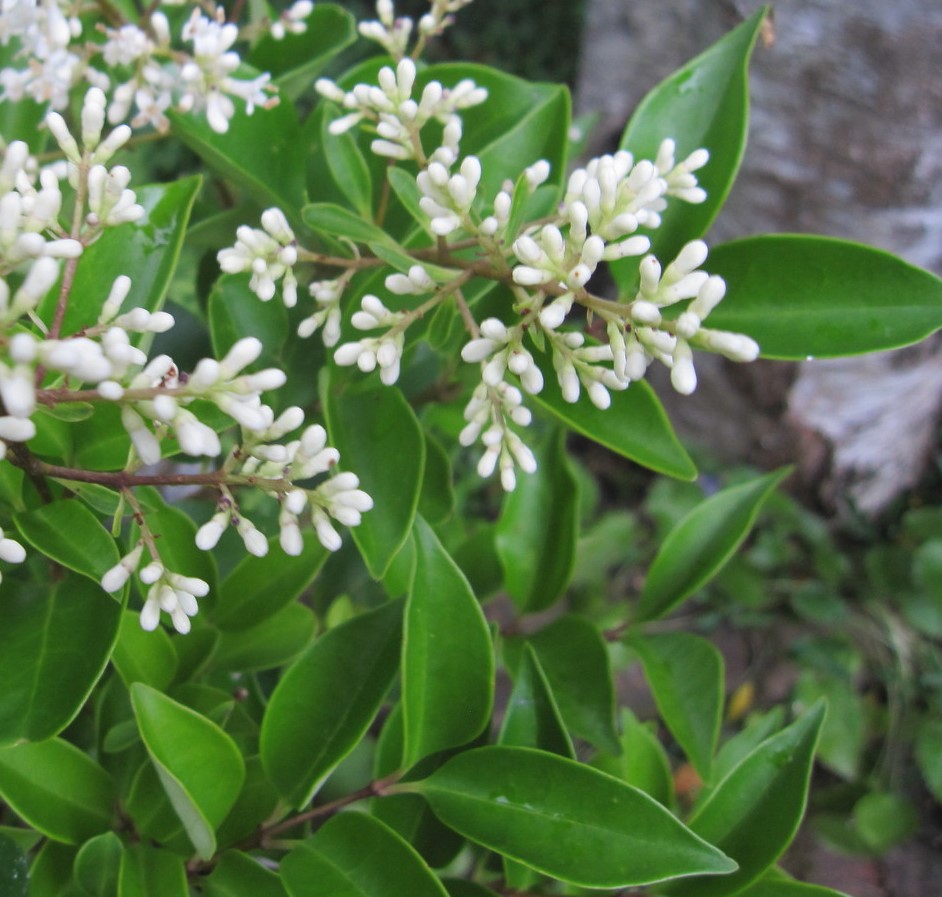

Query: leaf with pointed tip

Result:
[413,746,737,888]
[130,683,245,860]
[0,574,121,745]
[0,739,114,844]
[666,702,826,897]
[260,597,403,807]
[637,468,791,622]
[706,235,942,358]
[402,517,494,769]
[629,631,724,781]
[281,812,449,897]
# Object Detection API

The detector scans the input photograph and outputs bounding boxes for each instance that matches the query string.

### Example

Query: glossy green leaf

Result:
[711,707,785,788]
[530,362,696,480]
[322,113,373,217]
[630,631,724,781]
[0,832,27,897]
[214,757,280,850]
[0,574,121,745]
[667,702,826,897]
[204,850,289,897]
[495,427,579,613]
[414,746,737,888]
[261,598,403,807]
[613,7,766,288]
[213,602,316,672]
[282,812,449,897]
[250,4,357,100]
[214,532,327,630]
[706,235,942,358]
[124,759,186,847]
[637,468,791,622]
[302,202,391,246]
[170,91,305,212]
[209,272,288,360]
[111,611,178,691]
[418,431,456,525]
[735,873,851,897]
[324,371,425,578]
[402,517,494,768]
[0,739,114,844]
[498,644,574,759]
[27,842,80,897]
[118,844,187,897]
[130,683,245,860]
[14,499,119,585]
[593,708,675,808]
[73,832,123,897]
[39,178,200,336]
[522,614,619,754]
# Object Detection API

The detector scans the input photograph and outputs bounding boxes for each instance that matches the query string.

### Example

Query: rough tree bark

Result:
[575,0,942,516]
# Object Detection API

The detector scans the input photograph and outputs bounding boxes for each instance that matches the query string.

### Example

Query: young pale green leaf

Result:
[711,706,785,791]
[118,844,188,897]
[73,832,123,897]
[0,833,27,897]
[0,739,114,844]
[593,708,675,808]
[637,468,791,622]
[14,499,119,585]
[529,361,697,480]
[666,702,826,897]
[495,428,579,613]
[111,611,178,691]
[324,371,426,578]
[38,178,201,335]
[213,532,327,631]
[413,746,736,888]
[261,598,402,807]
[0,574,121,745]
[498,644,574,759]
[402,517,494,769]
[520,614,619,754]
[170,91,305,213]
[203,850,289,897]
[612,7,767,290]
[212,602,316,672]
[282,812,449,897]
[250,3,357,100]
[705,235,942,358]
[629,631,724,781]
[130,683,245,860]
[302,202,392,247]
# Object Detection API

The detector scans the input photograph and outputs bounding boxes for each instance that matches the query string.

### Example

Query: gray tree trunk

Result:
[575,0,942,515]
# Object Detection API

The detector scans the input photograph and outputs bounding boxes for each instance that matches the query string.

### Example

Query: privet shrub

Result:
[0,2,940,895]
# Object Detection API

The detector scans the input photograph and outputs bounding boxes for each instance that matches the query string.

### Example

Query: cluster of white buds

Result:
[546,330,625,410]
[357,0,473,59]
[315,57,486,162]
[101,542,210,634]
[0,524,27,584]
[270,1,316,41]
[298,273,349,344]
[417,155,482,236]
[334,295,408,385]
[462,318,544,396]
[217,208,299,306]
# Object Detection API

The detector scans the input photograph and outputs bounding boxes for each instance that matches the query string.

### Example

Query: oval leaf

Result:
[130,683,245,860]
[402,517,494,769]
[118,843,188,897]
[0,739,114,844]
[14,499,119,585]
[282,812,449,897]
[637,468,791,622]
[74,832,123,897]
[530,362,696,480]
[0,574,121,745]
[111,610,178,691]
[260,597,403,807]
[629,631,724,781]
[667,702,826,897]
[705,235,942,359]
[495,427,579,613]
[413,746,736,888]
[613,7,767,285]
[324,372,426,578]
